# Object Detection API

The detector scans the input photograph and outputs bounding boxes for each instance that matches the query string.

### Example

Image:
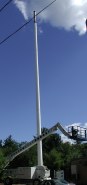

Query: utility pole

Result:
[34,11,43,166]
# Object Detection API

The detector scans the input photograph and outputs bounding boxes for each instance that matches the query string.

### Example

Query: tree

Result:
[9,145,37,168]
[44,148,63,170]
[0,149,5,169]
[42,132,61,153]
[0,140,2,148]
[3,135,19,156]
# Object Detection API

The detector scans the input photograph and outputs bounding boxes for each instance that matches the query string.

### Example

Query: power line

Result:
[0,0,56,45]
[0,17,33,45]
[37,0,56,16]
[0,0,13,12]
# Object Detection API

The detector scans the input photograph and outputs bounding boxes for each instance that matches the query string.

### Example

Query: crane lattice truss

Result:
[4,122,87,169]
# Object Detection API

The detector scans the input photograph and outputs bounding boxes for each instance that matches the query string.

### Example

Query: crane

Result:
[3,122,87,170]
[0,122,86,185]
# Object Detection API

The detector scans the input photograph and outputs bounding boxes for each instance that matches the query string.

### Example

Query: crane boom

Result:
[4,122,68,168]
[3,122,87,169]
[5,123,60,166]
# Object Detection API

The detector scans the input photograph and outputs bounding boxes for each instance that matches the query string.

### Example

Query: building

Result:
[71,157,87,185]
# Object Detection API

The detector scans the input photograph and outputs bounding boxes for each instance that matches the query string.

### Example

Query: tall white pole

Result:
[34,11,43,166]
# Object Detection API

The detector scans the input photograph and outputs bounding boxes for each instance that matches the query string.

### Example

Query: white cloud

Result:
[67,122,87,128]
[61,133,74,143]
[13,0,87,35]
[14,0,28,20]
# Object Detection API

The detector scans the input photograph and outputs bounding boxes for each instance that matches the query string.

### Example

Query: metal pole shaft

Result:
[34,11,43,166]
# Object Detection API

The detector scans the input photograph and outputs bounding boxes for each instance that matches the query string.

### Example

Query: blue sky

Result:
[0,0,87,143]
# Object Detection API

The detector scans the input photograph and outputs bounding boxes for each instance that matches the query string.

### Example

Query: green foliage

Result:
[9,145,37,168]
[0,149,5,169]
[3,135,19,156]
[0,128,87,173]
[44,148,64,170]
[60,142,82,167]
[43,133,61,152]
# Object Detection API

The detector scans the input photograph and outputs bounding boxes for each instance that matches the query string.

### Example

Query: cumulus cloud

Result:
[66,122,87,129]
[61,133,73,143]
[14,0,87,35]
